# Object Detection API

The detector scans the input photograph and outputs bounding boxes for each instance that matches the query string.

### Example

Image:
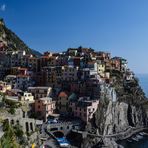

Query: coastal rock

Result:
[83,75,148,147]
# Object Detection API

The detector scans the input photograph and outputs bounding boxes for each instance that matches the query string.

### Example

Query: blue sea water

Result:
[118,135,148,148]
[137,74,148,97]
[119,74,148,147]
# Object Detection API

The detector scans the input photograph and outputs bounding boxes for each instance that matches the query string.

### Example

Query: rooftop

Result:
[28,86,52,90]
[38,97,52,101]
[58,91,68,97]
[17,74,29,78]
[6,75,17,78]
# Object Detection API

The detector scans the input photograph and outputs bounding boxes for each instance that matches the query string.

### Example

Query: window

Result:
[16,120,19,125]
[11,120,14,125]
[60,127,63,130]
[67,126,69,129]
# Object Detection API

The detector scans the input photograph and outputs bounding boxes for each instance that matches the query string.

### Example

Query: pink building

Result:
[70,98,99,123]
[35,97,56,121]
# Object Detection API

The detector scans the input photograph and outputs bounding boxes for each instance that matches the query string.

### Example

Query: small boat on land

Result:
[139,132,148,136]
[139,132,144,136]
[132,137,139,142]
[127,139,132,142]
[136,134,143,139]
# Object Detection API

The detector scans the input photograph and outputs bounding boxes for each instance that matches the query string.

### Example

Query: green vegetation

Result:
[8,107,16,115]
[13,125,24,138]
[0,120,26,147]
[0,120,21,148]
[4,99,21,108]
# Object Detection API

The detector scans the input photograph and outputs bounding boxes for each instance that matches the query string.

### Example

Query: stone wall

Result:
[1,109,43,133]
[47,121,80,135]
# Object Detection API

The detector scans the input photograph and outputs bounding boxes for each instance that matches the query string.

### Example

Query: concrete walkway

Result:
[72,127,148,140]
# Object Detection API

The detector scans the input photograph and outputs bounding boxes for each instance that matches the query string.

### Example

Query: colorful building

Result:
[28,86,52,100]
[57,91,69,113]
[19,92,34,102]
[16,74,33,91]
[35,97,56,121]
[70,98,99,123]
[62,66,78,81]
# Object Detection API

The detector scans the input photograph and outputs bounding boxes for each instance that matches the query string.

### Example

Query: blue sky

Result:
[0,0,148,74]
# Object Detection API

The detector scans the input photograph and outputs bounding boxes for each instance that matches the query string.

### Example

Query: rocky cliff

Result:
[82,70,148,147]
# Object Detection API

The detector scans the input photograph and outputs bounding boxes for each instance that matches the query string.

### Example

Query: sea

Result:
[118,74,148,148]
[137,74,148,98]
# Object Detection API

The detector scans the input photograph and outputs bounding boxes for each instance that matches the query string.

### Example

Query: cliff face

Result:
[83,70,148,147]
[95,101,146,136]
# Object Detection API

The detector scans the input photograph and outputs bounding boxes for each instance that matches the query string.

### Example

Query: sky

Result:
[0,0,148,74]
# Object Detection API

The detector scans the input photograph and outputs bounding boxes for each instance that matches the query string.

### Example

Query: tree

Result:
[14,125,24,137]
[2,120,9,131]
[8,107,16,115]
[1,120,21,148]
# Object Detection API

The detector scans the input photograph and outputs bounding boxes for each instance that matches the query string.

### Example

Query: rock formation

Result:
[82,70,148,147]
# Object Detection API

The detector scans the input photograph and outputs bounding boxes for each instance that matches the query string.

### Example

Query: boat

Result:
[132,137,139,142]
[127,139,132,142]
[136,134,143,139]
[143,132,148,135]
[56,137,70,147]
[139,132,144,136]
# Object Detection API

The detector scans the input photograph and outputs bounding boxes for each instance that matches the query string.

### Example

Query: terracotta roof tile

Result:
[58,91,68,97]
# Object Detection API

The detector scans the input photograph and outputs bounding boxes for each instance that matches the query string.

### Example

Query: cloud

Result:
[0,4,6,11]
